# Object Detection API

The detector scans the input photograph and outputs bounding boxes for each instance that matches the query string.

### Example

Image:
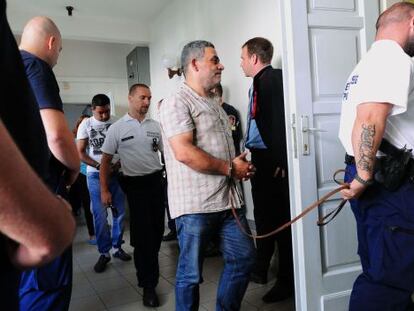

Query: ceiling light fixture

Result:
[66,6,74,17]
[162,54,182,79]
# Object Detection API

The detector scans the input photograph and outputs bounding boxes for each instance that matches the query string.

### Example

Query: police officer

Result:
[18,16,79,311]
[100,84,165,308]
[339,3,414,310]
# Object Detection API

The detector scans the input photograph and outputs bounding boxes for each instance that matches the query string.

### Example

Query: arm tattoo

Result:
[356,124,376,173]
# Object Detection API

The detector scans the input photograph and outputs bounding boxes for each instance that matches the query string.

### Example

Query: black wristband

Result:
[95,163,101,170]
[354,174,374,186]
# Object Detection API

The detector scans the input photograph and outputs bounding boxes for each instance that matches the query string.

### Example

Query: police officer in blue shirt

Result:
[18,16,80,311]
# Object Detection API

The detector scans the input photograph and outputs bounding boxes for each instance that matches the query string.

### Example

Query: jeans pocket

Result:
[369,223,414,291]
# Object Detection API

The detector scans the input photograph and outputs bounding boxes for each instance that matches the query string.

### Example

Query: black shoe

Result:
[113,248,132,261]
[162,231,177,241]
[250,271,267,284]
[143,287,159,307]
[94,255,111,273]
[262,281,293,303]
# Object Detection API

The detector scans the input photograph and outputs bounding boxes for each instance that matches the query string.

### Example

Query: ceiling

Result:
[6,0,171,43]
[7,0,170,23]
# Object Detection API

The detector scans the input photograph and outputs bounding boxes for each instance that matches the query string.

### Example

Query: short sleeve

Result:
[76,119,89,140]
[25,59,63,111]
[159,95,195,138]
[101,124,118,155]
[352,43,411,116]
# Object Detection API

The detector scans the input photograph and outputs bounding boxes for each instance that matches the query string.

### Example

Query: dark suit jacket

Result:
[253,65,287,168]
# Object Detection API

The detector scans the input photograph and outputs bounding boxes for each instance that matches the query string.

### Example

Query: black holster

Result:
[374,139,414,191]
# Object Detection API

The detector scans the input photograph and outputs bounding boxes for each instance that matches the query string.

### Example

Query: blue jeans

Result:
[175,210,255,311]
[87,172,125,254]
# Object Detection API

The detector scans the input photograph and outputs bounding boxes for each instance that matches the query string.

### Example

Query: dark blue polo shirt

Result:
[20,50,66,191]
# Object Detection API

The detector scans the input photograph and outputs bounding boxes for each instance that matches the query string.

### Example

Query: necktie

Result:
[250,83,258,119]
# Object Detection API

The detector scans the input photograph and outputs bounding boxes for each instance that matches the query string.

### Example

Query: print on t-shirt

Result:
[89,124,111,155]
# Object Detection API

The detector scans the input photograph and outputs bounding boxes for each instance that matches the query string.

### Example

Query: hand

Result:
[340,179,367,200]
[101,189,112,207]
[231,151,256,180]
[273,167,286,178]
[110,161,121,174]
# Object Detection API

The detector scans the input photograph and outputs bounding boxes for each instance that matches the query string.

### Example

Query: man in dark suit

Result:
[241,37,293,303]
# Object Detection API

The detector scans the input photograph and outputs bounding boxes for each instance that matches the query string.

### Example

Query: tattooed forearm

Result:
[357,124,376,173]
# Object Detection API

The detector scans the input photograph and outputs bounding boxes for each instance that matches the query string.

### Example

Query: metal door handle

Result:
[303,127,327,133]
[300,115,326,156]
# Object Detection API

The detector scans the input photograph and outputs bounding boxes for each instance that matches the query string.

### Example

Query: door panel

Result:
[279,0,380,310]
[311,0,356,11]
[310,29,360,98]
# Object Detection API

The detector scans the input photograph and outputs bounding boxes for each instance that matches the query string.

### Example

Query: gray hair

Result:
[180,40,215,75]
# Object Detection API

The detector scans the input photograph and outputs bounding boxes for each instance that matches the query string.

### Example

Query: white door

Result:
[279,1,380,310]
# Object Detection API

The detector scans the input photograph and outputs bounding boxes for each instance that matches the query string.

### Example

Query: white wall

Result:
[53,39,134,116]
[148,0,282,220]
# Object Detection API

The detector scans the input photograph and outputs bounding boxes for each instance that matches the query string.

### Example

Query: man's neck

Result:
[252,63,271,78]
[185,80,209,98]
[128,111,146,122]
[19,46,52,67]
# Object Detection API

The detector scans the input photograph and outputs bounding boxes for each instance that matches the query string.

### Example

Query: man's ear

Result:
[191,58,199,72]
[251,53,258,65]
[47,36,55,51]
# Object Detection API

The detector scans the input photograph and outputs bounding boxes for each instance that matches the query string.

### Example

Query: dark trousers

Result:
[250,149,293,283]
[163,177,176,233]
[345,164,414,310]
[69,173,94,236]
[119,171,165,288]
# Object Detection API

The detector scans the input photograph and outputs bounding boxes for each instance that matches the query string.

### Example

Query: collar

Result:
[253,64,272,82]
[20,49,52,69]
[122,113,149,123]
[181,82,211,104]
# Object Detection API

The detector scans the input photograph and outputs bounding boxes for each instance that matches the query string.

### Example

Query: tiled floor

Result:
[70,223,295,311]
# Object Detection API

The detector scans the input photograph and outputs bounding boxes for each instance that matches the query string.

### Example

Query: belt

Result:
[119,170,162,179]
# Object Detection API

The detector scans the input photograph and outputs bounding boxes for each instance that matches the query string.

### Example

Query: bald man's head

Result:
[376,3,414,31]
[375,2,414,57]
[20,16,62,67]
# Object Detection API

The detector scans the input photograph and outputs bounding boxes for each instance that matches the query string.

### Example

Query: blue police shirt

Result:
[18,51,72,297]
[20,50,63,111]
[20,50,65,191]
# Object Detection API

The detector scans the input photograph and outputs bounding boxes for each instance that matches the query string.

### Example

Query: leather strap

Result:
[231,169,349,239]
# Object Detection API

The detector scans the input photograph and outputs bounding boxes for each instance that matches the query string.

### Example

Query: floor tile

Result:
[92,276,132,293]
[72,281,97,299]
[69,295,106,311]
[98,286,142,308]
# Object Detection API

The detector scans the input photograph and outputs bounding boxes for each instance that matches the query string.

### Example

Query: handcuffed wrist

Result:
[354,174,374,186]
[227,161,233,177]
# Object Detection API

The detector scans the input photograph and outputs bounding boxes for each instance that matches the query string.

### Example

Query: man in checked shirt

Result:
[159,40,256,311]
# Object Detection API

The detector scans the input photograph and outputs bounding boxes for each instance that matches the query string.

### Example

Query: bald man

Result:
[18,17,79,311]
[339,3,414,310]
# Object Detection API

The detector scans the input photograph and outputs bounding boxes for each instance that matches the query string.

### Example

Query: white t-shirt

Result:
[101,114,163,176]
[339,40,414,156]
[77,117,115,173]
